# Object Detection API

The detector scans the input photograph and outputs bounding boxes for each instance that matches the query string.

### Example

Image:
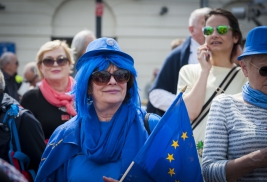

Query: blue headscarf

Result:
[72,53,141,120]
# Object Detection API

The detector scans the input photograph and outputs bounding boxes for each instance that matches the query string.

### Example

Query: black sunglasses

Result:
[202,25,233,36]
[91,69,130,86]
[250,62,267,76]
[42,57,68,67]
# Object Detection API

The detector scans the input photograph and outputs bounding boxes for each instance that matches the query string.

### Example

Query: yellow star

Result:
[166,153,175,163]
[175,180,180,182]
[171,140,179,149]
[181,132,188,141]
[168,168,175,177]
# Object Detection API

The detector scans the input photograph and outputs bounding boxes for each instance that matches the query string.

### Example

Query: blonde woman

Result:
[21,40,76,141]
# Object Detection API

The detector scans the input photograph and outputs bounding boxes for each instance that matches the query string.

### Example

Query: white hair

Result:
[188,7,211,26]
[23,61,38,76]
[71,30,96,62]
[0,70,5,91]
[0,52,16,69]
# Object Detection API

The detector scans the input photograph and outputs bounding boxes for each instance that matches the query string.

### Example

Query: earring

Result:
[87,94,93,105]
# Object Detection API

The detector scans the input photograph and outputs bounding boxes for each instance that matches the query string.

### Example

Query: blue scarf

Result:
[80,103,142,164]
[242,82,267,110]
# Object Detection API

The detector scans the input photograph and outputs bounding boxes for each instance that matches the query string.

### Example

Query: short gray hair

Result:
[0,52,15,69]
[71,30,96,62]
[189,7,211,26]
[0,70,5,91]
[23,61,38,76]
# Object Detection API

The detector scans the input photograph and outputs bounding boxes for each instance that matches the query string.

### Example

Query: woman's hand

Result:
[249,147,267,168]
[103,176,119,182]
[197,44,212,72]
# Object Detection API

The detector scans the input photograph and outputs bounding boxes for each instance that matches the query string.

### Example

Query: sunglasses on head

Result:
[202,25,233,36]
[250,62,267,76]
[41,57,68,67]
[91,69,130,86]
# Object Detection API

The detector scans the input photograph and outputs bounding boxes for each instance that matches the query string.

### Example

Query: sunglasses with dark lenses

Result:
[202,25,233,36]
[42,57,68,67]
[91,69,131,85]
[250,62,267,76]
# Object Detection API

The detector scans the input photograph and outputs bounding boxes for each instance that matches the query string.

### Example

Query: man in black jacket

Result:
[0,70,45,173]
[147,7,211,116]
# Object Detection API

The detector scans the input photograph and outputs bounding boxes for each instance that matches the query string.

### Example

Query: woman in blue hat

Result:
[35,38,160,182]
[203,26,267,181]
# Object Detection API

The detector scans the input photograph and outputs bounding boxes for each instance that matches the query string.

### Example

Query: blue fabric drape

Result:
[80,103,137,164]
[242,82,267,110]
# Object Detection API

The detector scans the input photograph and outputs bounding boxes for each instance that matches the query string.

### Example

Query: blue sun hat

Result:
[238,26,267,60]
[76,37,134,70]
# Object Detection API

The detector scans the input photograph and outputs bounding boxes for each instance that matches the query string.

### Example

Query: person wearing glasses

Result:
[0,52,22,102]
[202,26,267,181]
[23,61,42,89]
[20,40,76,141]
[176,8,247,158]
[35,37,160,182]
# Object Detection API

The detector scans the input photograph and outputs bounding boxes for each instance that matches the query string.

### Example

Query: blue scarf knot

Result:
[242,82,267,110]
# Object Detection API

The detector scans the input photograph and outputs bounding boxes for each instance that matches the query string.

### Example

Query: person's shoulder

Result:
[213,94,235,105]
[180,63,200,72]
[22,87,40,98]
[49,116,79,143]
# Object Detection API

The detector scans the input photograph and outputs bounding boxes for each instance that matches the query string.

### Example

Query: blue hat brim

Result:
[76,49,134,71]
[237,51,267,60]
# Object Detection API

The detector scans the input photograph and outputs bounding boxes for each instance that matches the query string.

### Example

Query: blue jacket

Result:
[35,110,160,182]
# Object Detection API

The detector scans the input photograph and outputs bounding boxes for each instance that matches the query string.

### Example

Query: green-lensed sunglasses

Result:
[202,25,233,36]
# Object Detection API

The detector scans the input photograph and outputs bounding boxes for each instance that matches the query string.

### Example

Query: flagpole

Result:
[119,161,135,182]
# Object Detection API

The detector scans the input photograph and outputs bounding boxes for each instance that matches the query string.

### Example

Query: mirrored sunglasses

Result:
[202,25,233,36]
[91,69,130,86]
[42,57,68,67]
[250,62,267,76]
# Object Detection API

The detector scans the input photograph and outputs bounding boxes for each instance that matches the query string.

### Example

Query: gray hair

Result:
[189,7,211,26]
[0,52,15,69]
[71,30,96,62]
[0,70,5,91]
[23,61,38,76]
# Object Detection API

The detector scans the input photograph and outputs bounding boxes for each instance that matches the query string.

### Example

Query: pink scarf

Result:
[39,77,77,116]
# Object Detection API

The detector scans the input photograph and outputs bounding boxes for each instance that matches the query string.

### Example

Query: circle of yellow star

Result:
[166,153,175,163]
[181,132,188,141]
[168,168,175,177]
[171,140,179,149]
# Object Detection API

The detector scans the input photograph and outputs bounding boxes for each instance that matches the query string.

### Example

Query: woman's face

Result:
[241,56,267,94]
[39,46,71,81]
[205,15,238,54]
[89,65,128,108]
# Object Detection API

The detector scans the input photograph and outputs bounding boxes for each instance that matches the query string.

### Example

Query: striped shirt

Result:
[202,94,267,182]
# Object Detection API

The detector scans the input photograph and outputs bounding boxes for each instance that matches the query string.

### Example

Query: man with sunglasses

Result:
[0,52,22,102]
[147,7,211,116]
[203,26,267,182]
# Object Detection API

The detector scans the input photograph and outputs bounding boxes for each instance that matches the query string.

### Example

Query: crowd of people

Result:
[0,6,266,182]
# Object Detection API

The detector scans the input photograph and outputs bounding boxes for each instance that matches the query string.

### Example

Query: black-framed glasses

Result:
[202,25,233,36]
[91,69,130,86]
[250,62,267,76]
[41,56,68,67]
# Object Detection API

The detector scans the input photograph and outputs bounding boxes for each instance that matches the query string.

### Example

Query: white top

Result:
[177,64,247,149]
[202,94,267,182]
[188,38,200,64]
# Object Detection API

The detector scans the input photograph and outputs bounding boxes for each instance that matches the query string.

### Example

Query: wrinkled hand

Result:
[197,44,212,72]
[103,176,119,182]
[249,147,267,168]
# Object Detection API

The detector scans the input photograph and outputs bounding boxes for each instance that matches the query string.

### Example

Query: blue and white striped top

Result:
[202,94,267,182]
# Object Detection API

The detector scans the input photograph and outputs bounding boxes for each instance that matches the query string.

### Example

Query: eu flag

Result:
[134,91,203,182]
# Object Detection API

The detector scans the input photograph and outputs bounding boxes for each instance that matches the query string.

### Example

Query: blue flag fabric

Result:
[134,91,203,182]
